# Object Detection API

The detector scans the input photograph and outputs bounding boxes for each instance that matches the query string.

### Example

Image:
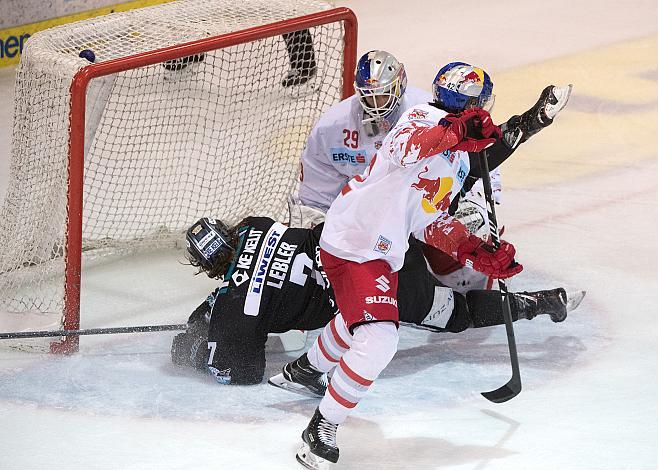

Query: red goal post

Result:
[0,4,357,354]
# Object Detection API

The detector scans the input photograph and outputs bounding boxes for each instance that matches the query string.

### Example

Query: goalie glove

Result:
[457,234,523,279]
[502,84,573,149]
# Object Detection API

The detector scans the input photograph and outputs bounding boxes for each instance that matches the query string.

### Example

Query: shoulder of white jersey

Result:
[402,85,433,107]
[398,102,446,125]
[312,94,361,132]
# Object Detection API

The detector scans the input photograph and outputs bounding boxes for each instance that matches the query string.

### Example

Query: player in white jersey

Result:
[297,50,433,213]
[283,64,521,468]
[277,62,573,468]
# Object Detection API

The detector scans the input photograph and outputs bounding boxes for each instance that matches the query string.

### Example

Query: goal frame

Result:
[53,7,358,354]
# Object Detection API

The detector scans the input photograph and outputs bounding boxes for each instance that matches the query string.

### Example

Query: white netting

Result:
[0,0,346,328]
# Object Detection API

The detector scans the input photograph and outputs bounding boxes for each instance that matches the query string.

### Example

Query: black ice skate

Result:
[514,288,586,323]
[502,84,573,148]
[296,408,339,469]
[281,64,317,87]
[268,353,327,398]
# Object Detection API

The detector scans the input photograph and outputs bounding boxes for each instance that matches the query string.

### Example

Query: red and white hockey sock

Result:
[319,321,398,425]
[306,314,352,373]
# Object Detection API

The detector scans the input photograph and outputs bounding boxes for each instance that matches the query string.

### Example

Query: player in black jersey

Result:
[172,216,585,385]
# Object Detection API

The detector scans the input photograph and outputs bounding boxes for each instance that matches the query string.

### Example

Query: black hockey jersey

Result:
[206,217,337,385]
[201,218,451,385]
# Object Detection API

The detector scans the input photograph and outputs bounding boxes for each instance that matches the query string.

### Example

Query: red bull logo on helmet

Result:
[439,65,485,96]
[411,165,453,214]
[463,68,485,84]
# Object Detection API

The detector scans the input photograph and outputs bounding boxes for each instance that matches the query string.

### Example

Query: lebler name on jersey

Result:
[265,241,298,289]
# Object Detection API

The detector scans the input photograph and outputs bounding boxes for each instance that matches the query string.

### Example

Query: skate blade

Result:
[296,442,333,469]
[267,373,325,398]
[546,84,573,119]
[566,290,586,312]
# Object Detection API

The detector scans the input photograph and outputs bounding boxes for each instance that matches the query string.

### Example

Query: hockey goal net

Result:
[0,0,356,353]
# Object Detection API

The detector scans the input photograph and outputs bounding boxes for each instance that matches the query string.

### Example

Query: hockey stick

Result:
[0,323,187,340]
[478,150,522,403]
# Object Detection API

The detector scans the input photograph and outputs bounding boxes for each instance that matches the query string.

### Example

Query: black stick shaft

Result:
[0,324,187,339]
[478,150,522,403]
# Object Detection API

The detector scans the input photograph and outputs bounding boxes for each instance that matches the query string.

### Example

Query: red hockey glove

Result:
[442,108,502,153]
[457,234,523,279]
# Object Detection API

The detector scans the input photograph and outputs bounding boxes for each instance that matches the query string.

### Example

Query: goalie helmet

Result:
[186,217,235,278]
[354,50,407,123]
[433,62,494,113]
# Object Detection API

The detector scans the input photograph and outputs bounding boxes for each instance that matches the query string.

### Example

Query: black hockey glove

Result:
[171,318,209,371]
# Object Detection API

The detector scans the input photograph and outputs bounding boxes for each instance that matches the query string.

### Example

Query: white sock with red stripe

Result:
[306,314,353,373]
[319,321,399,425]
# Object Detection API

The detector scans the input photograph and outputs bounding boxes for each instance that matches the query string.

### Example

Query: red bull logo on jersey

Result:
[373,235,392,254]
[411,165,453,214]
[407,108,429,120]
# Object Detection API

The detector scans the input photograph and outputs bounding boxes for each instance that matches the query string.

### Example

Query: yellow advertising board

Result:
[0,0,174,67]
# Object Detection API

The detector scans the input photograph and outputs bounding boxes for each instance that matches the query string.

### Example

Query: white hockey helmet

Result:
[354,50,407,123]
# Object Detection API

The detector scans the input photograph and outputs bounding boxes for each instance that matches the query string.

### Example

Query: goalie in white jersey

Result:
[298,50,434,213]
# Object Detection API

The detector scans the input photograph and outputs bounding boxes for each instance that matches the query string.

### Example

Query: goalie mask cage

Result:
[0,0,357,353]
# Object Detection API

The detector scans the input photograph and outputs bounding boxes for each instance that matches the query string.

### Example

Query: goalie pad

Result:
[287,195,326,228]
[419,286,454,329]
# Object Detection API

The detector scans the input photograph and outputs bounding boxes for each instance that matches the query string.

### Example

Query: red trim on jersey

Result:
[339,358,373,386]
[328,382,357,409]
[341,183,351,196]
[317,335,339,363]
[330,318,350,350]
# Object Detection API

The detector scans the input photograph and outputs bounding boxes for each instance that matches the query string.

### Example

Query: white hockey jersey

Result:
[298,86,432,212]
[320,104,471,271]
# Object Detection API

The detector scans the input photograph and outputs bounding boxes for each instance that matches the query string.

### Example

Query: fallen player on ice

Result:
[172,216,585,387]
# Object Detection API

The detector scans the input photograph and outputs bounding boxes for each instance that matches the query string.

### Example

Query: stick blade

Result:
[481,376,522,403]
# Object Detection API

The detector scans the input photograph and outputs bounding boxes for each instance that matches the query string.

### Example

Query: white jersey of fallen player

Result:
[320,103,469,272]
[298,85,433,212]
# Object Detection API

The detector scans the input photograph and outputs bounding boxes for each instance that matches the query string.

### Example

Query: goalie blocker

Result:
[173,216,585,385]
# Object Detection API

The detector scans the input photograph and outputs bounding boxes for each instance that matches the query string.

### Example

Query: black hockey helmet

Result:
[185,217,235,276]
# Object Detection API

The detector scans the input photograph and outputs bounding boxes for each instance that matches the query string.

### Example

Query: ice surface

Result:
[1,0,658,468]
